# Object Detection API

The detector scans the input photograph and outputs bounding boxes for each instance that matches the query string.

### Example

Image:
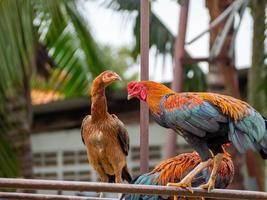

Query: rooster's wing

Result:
[160,93,227,137]
[161,93,266,153]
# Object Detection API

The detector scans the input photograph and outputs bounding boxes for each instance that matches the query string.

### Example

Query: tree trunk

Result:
[247,0,267,191]
[248,0,267,115]
[5,81,33,179]
[205,0,246,190]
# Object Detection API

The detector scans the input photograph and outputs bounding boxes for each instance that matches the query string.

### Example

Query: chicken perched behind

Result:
[81,70,132,183]
[127,81,267,191]
[122,151,234,200]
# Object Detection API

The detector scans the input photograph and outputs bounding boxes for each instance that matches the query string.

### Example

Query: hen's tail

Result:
[259,116,267,159]
[108,175,115,183]
[122,165,132,183]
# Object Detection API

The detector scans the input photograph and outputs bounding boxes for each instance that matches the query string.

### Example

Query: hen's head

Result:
[96,70,121,87]
[127,81,147,101]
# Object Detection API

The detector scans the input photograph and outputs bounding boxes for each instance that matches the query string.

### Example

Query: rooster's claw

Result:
[167,182,193,193]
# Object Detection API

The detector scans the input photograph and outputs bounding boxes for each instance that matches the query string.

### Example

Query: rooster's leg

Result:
[167,158,212,193]
[200,153,223,192]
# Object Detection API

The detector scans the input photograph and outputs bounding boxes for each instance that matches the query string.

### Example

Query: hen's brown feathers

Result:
[81,71,131,183]
[111,114,130,156]
[81,115,91,145]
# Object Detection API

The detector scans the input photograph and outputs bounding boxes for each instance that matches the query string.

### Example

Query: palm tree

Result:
[0,0,110,178]
[0,0,34,178]
[247,0,267,191]
[248,0,267,116]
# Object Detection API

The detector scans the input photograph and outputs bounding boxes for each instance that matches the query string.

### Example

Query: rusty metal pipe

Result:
[0,178,267,199]
[0,192,115,200]
[165,0,190,158]
[140,0,150,173]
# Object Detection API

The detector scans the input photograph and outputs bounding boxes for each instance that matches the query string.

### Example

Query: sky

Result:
[81,0,253,82]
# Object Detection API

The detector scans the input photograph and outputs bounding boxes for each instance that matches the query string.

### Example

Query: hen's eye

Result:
[107,73,113,77]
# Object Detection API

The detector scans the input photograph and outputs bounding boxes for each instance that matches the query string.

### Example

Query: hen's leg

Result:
[95,167,108,198]
[167,158,213,193]
[115,170,122,183]
[200,153,223,192]
[114,169,123,198]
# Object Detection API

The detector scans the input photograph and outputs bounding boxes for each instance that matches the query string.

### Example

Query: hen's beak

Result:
[116,74,122,81]
[112,72,122,81]
[127,95,133,100]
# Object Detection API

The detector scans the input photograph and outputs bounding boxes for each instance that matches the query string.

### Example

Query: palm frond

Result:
[33,0,108,98]
[103,0,174,58]
[0,0,35,177]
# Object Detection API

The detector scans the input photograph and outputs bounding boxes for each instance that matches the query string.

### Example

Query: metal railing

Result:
[0,178,267,200]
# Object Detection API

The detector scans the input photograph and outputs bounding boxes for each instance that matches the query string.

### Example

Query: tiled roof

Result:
[31,89,64,105]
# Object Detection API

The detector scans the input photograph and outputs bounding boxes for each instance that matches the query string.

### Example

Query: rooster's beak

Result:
[127,95,133,100]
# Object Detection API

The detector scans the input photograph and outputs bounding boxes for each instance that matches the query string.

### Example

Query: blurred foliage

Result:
[104,0,174,58]
[102,45,138,89]
[102,0,207,92]
[0,0,34,177]
[248,0,267,116]
[32,0,108,98]
[183,64,207,92]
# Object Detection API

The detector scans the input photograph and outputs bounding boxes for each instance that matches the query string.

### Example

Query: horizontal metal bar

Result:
[0,178,267,200]
[0,192,115,200]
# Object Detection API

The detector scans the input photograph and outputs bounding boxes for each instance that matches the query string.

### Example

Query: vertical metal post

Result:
[140,0,150,173]
[165,0,190,158]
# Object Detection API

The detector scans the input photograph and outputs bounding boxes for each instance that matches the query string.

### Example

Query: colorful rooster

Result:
[81,71,132,184]
[127,81,267,192]
[122,150,234,200]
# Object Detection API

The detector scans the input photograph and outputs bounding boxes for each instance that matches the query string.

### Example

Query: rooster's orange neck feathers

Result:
[91,77,108,122]
[141,81,173,114]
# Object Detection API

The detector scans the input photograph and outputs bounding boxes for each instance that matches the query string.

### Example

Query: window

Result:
[44,152,57,166]
[131,145,162,161]
[33,150,92,181]
[63,171,76,180]
[63,151,75,165]
[43,172,57,179]
[78,151,88,164]
[78,171,91,181]
[33,152,57,167]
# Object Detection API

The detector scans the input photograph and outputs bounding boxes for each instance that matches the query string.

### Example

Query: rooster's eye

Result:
[128,84,134,89]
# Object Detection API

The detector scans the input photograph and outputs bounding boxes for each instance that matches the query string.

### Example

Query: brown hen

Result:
[81,70,132,183]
